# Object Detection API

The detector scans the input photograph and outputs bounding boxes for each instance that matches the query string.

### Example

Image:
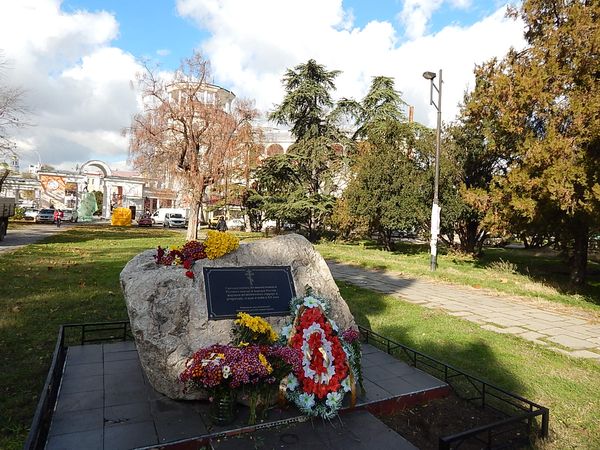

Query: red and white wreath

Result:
[283,294,358,418]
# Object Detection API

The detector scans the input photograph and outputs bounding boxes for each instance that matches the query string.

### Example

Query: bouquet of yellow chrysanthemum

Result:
[232,312,278,345]
[204,230,240,260]
[155,231,239,279]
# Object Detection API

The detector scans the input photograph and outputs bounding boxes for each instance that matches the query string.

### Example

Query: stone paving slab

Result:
[212,409,418,450]
[45,342,444,449]
[547,335,597,350]
[328,261,600,361]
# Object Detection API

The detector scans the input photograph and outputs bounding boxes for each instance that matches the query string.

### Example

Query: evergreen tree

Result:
[477,0,600,286]
[267,59,347,241]
[340,77,432,248]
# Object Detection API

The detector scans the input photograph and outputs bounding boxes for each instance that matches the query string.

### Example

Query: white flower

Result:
[329,319,339,333]
[222,365,231,379]
[303,295,325,309]
[285,374,299,391]
[298,392,316,410]
[280,324,292,339]
[325,391,343,409]
[341,376,352,393]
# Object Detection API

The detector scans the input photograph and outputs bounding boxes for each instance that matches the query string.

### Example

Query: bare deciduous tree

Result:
[128,52,259,240]
[0,53,27,190]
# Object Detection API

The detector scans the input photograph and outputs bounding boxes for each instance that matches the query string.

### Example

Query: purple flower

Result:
[342,328,360,344]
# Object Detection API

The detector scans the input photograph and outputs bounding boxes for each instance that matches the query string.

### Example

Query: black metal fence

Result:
[23,321,132,450]
[358,326,549,450]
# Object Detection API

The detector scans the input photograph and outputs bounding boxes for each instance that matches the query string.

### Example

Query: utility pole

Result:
[423,69,443,271]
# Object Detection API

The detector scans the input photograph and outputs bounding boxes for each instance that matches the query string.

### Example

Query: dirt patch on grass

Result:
[375,393,531,449]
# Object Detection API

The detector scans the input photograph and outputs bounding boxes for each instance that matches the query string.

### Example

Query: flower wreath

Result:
[280,292,362,419]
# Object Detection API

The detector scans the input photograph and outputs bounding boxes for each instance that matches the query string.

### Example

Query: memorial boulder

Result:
[120,233,356,399]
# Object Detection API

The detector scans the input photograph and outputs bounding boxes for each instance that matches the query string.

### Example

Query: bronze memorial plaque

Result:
[203,266,296,319]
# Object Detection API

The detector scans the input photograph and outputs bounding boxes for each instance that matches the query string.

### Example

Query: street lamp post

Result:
[423,69,443,271]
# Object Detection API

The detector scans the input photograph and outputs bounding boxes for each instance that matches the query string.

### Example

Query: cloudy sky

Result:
[0,0,525,171]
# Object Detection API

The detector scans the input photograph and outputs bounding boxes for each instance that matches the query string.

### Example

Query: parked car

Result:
[62,208,78,222]
[163,213,186,228]
[150,208,187,225]
[23,208,39,221]
[36,208,55,224]
[137,215,153,227]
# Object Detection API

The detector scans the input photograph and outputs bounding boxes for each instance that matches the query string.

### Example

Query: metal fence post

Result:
[541,408,550,438]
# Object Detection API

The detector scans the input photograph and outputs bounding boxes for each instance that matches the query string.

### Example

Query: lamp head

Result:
[422,71,436,80]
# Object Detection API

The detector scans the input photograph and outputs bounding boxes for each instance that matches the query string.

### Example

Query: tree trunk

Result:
[186,200,200,241]
[379,228,393,251]
[308,211,318,242]
[186,189,204,240]
[0,169,9,192]
[569,222,588,288]
[458,220,483,255]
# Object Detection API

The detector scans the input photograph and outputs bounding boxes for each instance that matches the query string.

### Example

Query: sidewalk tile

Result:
[547,335,597,350]
[519,330,546,341]
[521,321,557,332]
[567,350,600,360]
[483,317,525,328]
[447,311,472,317]
[481,324,528,335]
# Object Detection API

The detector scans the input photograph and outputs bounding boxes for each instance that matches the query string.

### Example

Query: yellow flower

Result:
[235,312,278,342]
[258,353,273,374]
[204,231,240,259]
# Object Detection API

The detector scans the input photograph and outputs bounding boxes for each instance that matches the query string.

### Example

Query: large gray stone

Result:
[120,233,356,399]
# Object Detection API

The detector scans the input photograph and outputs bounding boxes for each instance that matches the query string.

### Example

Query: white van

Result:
[151,208,187,225]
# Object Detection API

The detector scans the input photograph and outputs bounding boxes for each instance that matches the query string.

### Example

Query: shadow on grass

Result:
[472,247,600,305]
[45,225,178,245]
[332,238,600,307]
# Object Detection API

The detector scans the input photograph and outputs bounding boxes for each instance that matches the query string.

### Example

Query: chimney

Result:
[408,106,414,123]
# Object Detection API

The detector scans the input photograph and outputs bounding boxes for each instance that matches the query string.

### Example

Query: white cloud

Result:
[398,0,474,40]
[399,0,444,40]
[156,49,171,56]
[0,0,141,169]
[177,0,524,127]
[0,0,525,171]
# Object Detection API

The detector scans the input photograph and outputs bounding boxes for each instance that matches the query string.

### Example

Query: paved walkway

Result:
[327,261,600,361]
[0,223,69,254]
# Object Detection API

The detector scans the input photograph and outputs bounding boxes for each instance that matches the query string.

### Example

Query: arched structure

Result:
[79,160,145,219]
[79,160,112,177]
[79,160,112,218]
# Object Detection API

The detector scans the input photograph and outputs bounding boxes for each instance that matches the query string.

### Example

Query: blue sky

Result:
[1,0,524,169]
[60,0,505,70]
[62,0,205,69]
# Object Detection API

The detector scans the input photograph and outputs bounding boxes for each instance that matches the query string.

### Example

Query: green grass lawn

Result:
[316,241,600,313]
[0,226,192,449]
[1,227,599,449]
[340,282,600,449]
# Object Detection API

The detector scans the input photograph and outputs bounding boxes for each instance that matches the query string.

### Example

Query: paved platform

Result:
[212,409,417,449]
[328,260,600,361]
[45,341,447,449]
